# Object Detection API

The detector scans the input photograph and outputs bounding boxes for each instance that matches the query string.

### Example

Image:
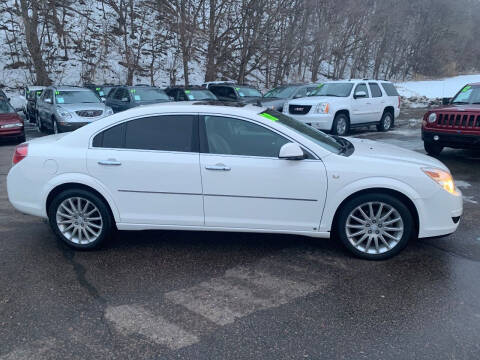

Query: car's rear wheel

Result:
[331,114,350,136]
[336,193,414,260]
[48,189,113,249]
[377,111,393,132]
[424,141,444,156]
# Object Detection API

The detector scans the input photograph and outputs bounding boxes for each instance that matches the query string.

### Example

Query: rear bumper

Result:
[422,129,480,148]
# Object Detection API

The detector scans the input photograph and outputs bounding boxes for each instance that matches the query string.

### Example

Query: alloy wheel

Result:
[336,118,347,135]
[56,197,103,245]
[345,201,404,254]
[383,114,392,130]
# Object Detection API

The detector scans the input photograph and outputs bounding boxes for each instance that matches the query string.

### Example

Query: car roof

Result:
[468,82,480,86]
[26,86,45,91]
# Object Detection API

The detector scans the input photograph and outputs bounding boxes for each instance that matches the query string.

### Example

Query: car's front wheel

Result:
[331,114,350,136]
[48,189,113,249]
[336,193,414,260]
[424,141,444,156]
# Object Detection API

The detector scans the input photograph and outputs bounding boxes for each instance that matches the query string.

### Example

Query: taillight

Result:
[12,143,28,165]
[398,96,401,108]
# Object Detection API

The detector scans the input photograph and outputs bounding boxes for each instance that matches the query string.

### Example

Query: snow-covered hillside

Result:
[395,75,480,99]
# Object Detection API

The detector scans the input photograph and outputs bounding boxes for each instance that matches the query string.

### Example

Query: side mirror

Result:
[354,91,367,99]
[7,97,11,102]
[44,98,52,104]
[279,143,305,160]
[442,97,452,105]
[15,107,23,112]
[101,97,106,103]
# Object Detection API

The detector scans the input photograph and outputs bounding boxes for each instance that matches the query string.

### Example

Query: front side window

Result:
[0,100,15,114]
[113,88,129,101]
[354,84,369,98]
[55,90,100,104]
[93,115,197,152]
[203,115,289,157]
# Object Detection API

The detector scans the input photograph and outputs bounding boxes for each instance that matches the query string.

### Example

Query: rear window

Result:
[380,83,399,96]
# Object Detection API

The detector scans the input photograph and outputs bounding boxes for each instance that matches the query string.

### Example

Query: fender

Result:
[319,176,422,232]
[41,172,121,222]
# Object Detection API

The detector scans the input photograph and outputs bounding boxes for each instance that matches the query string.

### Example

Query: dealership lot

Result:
[1,118,480,359]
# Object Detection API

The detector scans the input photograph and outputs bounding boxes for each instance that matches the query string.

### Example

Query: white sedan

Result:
[7,103,463,259]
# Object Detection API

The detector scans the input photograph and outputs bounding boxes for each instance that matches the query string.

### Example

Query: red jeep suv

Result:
[422,83,480,155]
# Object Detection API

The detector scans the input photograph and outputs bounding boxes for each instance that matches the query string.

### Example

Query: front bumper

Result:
[422,129,480,149]
[0,127,24,138]
[288,113,334,131]
[57,121,90,132]
[416,186,463,238]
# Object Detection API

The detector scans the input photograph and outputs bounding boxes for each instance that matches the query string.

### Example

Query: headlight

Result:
[428,113,437,123]
[422,168,458,195]
[282,102,288,113]
[57,108,72,119]
[105,107,114,116]
[314,103,329,114]
[0,122,23,129]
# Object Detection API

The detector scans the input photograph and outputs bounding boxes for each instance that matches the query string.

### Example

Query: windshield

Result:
[309,83,353,97]
[451,85,480,104]
[0,100,15,114]
[260,109,343,154]
[264,86,298,99]
[185,89,217,100]
[131,88,169,102]
[236,87,262,98]
[55,90,100,104]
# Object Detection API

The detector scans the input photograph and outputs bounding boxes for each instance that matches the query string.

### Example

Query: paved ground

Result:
[1,112,479,359]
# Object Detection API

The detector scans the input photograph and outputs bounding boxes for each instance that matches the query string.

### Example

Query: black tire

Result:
[424,141,443,156]
[331,113,350,136]
[17,133,26,143]
[52,117,60,134]
[377,111,394,132]
[37,114,45,133]
[335,193,414,260]
[48,189,113,249]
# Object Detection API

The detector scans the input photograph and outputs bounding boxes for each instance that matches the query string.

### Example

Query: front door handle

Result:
[98,159,122,166]
[205,163,231,171]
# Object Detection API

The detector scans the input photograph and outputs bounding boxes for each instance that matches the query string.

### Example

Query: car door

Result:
[350,83,375,124]
[39,89,54,126]
[368,82,385,121]
[199,114,327,231]
[87,114,204,226]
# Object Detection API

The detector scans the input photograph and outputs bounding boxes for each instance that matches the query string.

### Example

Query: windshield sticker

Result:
[55,91,60,95]
[134,95,141,101]
[317,84,324,88]
[238,92,245,96]
[57,97,64,103]
[96,87,101,91]
[36,91,42,95]
[99,91,104,96]
[130,89,136,93]
[260,113,278,122]
[461,86,472,93]
[235,87,240,90]
[185,90,191,94]
[187,95,194,100]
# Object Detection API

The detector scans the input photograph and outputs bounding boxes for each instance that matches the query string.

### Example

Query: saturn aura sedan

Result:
[7,102,463,259]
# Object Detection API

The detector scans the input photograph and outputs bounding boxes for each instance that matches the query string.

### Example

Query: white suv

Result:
[283,80,401,136]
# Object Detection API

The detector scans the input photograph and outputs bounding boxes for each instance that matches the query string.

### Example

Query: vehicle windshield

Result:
[185,89,217,100]
[260,109,343,154]
[55,90,100,104]
[309,83,354,97]
[0,100,15,114]
[131,88,169,102]
[236,87,262,98]
[264,86,298,99]
[27,90,42,100]
[451,85,480,104]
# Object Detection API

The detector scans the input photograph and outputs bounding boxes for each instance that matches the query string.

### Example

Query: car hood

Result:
[347,137,448,170]
[57,103,107,112]
[287,96,347,105]
[429,104,480,112]
[261,98,286,107]
[136,99,170,105]
[0,113,22,124]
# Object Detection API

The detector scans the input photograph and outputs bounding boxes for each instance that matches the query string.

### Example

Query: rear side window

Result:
[368,83,383,97]
[92,123,125,148]
[381,82,400,96]
[125,115,197,152]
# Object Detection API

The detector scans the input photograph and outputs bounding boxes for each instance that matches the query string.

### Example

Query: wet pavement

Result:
[0,112,479,359]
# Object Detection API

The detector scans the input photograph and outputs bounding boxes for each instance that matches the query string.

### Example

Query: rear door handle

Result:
[205,163,231,171]
[98,159,122,166]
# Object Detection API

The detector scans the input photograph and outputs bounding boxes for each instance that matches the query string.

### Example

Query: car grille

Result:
[289,105,311,115]
[434,112,480,129]
[75,110,103,117]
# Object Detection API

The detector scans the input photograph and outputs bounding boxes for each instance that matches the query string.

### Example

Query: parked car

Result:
[7,103,462,260]
[208,84,262,103]
[84,84,115,100]
[25,86,45,123]
[261,84,320,111]
[36,86,114,133]
[201,80,236,88]
[106,85,170,113]
[283,80,401,136]
[0,99,25,143]
[165,86,217,101]
[422,83,480,155]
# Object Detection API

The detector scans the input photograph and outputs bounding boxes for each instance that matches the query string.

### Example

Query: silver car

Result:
[36,86,114,133]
